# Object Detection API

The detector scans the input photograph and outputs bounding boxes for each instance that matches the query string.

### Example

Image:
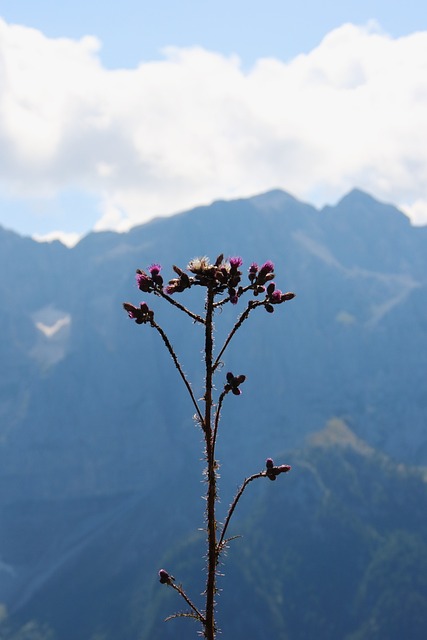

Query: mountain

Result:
[142,420,427,640]
[0,188,426,639]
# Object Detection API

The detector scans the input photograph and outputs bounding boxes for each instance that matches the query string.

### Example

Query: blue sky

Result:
[1,0,427,244]
[3,0,425,68]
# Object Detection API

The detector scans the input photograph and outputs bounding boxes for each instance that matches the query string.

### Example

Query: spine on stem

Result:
[204,286,217,639]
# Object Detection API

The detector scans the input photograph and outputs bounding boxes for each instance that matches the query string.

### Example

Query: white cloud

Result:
[32,230,81,247]
[401,199,427,226]
[1,18,427,232]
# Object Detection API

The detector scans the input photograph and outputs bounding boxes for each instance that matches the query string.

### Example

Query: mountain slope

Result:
[0,188,426,638]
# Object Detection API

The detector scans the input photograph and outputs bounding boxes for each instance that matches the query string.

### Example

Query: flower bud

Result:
[265,460,291,480]
[259,261,274,276]
[229,256,243,269]
[136,271,152,292]
[281,292,296,301]
[277,464,292,473]
[149,263,161,277]
[224,372,246,395]
[123,302,154,324]
[158,569,172,584]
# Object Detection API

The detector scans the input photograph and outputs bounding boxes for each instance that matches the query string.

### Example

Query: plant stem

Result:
[218,472,265,551]
[157,289,205,324]
[167,582,206,624]
[212,300,263,372]
[152,320,204,426]
[204,286,217,640]
[212,391,226,457]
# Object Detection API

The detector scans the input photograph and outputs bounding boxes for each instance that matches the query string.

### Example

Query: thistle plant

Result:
[123,254,295,639]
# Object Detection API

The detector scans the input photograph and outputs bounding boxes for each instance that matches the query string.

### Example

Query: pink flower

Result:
[149,264,162,276]
[136,271,152,292]
[229,256,243,269]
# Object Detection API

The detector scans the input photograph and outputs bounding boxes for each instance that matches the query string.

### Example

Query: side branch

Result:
[157,289,205,324]
[217,472,265,551]
[152,320,204,425]
[212,300,263,372]
[212,284,256,308]
[168,582,206,625]
[212,390,227,455]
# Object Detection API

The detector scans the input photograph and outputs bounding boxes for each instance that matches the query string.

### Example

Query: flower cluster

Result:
[122,302,154,324]
[135,264,163,293]
[264,282,296,313]
[186,254,244,302]
[227,256,243,304]
[124,255,295,323]
[224,372,246,396]
[248,261,275,295]
[265,458,292,481]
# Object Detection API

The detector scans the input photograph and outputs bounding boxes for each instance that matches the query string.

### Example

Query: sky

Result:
[0,0,427,245]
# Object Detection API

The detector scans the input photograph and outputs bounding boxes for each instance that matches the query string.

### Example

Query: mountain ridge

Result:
[1,187,422,251]
[0,187,426,639]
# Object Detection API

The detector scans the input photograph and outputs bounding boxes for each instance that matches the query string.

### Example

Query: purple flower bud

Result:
[271,289,283,302]
[229,256,243,269]
[248,263,258,283]
[256,261,275,286]
[149,263,162,276]
[158,569,171,584]
[136,271,152,292]
[123,302,154,324]
[259,261,274,276]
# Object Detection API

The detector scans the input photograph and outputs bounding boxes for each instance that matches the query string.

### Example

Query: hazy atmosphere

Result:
[1,3,427,640]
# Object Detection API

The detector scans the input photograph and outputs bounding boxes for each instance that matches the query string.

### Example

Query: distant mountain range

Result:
[0,188,426,639]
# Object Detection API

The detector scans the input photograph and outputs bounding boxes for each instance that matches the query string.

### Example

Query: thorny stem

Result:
[217,472,265,551]
[151,320,204,426]
[167,582,206,625]
[212,300,264,372]
[157,288,206,324]
[126,257,295,639]
[212,391,227,456]
[204,286,217,640]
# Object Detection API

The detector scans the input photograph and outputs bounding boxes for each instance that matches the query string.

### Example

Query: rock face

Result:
[0,189,426,639]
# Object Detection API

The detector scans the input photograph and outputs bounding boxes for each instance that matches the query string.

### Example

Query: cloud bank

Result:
[1,18,427,241]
